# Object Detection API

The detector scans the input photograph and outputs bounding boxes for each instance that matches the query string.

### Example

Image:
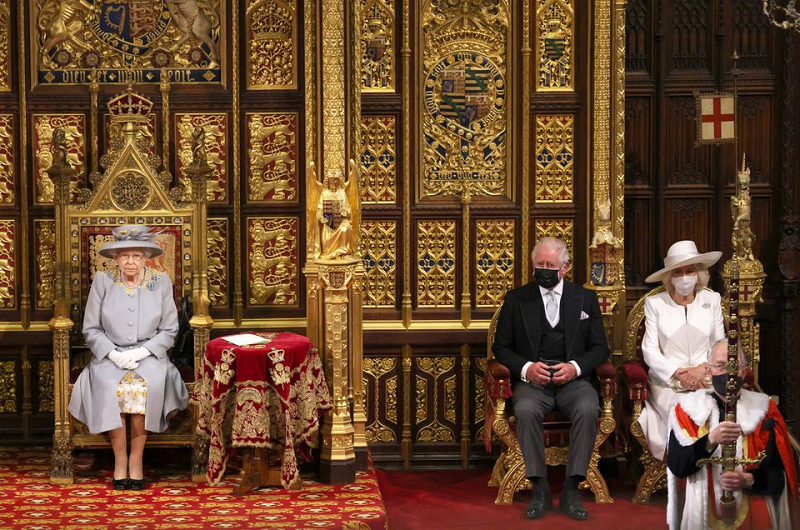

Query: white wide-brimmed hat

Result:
[98,225,163,259]
[644,240,722,283]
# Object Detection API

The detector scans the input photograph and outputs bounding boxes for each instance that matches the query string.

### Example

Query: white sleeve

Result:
[521,361,533,382]
[641,297,682,384]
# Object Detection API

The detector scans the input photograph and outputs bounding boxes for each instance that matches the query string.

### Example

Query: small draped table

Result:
[194,332,331,494]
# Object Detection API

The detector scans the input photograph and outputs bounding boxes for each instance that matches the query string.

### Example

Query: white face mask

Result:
[671,274,698,296]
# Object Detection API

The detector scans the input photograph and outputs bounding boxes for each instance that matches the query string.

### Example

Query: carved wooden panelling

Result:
[247,0,297,89]
[363,356,399,442]
[0,115,13,204]
[247,217,298,306]
[668,0,710,73]
[34,219,56,309]
[536,0,574,90]
[0,360,15,412]
[721,97,772,184]
[0,0,9,90]
[732,0,769,70]
[361,0,395,91]
[38,361,54,413]
[663,199,712,252]
[31,0,224,85]
[664,97,711,186]
[623,200,654,287]
[246,113,297,202]
[207,218,228,307]
[626,0,649,72]
[361,220,397,308]
[420,0,511,198]
[360,116,396,204]
[535,115,574,203]
[414,356,456,442]
[32,114,85,205]
[0,220,13,309]
[535,219,573,279]
[416,220,456,308]
[475,220,514,307]
[624,97,653,187]
[176,113,228,202]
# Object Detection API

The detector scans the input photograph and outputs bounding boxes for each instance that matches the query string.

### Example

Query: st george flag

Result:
[696,92,736,145]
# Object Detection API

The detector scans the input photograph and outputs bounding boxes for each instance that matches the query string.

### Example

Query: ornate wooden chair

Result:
[619,286,666,504]
[484,303,617,505]
[620,285,757,503]
[49,86,213,484]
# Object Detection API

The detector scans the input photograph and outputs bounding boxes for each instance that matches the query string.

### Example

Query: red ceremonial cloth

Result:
[194,332,331,489]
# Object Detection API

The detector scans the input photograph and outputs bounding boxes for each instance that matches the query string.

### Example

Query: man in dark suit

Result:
[492,237,609,521]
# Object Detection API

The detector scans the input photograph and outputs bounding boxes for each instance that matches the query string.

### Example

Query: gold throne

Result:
[484,304,617,505]
[49,84,214,484]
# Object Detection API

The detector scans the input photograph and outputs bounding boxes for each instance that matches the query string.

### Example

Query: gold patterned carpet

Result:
[0,446,387,530]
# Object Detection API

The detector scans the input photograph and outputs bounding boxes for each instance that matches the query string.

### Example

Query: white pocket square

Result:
[580,311,589,320]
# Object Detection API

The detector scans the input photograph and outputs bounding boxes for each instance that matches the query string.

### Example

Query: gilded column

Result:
[318,260,359,484]
[401,344,412,469]
[521,0,531,283]
[588,0,626,357]
[232,0,243,325]
[17,0,30,328]
[47,137,77,484]
[460,187,471,327]
[350,264,368,470]
[191,155,213,480]
[460,344,470,468]
[401,0,412,327]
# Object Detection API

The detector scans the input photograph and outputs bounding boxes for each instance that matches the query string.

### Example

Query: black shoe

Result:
[128,478,145,490]
[559,489,588,521]
[525,489,552,520]
[111,478,129,490]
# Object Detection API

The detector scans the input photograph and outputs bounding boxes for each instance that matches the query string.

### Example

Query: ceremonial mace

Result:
[696,254,765,523]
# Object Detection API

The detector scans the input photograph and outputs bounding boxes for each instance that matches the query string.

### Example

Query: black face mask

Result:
[711,373,743,396]
[534,267,560,289]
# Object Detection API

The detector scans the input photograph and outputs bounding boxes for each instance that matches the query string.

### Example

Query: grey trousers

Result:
[511,378,600,479]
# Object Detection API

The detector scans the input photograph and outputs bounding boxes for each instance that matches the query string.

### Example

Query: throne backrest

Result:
[65,88,193,311]
[487,303,503,359]
[623,285,665,368]
[623,285,756,381]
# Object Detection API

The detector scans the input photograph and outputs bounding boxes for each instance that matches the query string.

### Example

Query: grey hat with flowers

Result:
[98,225,163,259]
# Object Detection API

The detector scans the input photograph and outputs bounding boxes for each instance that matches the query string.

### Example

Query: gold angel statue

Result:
[306,160,360,260]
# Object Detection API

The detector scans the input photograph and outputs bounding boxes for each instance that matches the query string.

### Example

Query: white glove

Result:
[108,349,138,370]
[128,347,152,362]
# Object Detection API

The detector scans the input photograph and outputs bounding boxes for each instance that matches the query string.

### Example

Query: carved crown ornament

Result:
[77,85,186,214]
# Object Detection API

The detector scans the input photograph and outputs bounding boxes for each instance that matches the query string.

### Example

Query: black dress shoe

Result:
[128,478,145,490]
[111,478,129,490]
[525,489,552,520]
[559,490,588,521]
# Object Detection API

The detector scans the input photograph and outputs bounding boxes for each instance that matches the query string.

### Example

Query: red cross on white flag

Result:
[696,93,736,144]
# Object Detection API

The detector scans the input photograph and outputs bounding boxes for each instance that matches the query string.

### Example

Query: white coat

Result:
[636,288,725,460]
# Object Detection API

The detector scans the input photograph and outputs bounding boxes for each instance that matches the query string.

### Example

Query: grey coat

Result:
[68,268,189,434]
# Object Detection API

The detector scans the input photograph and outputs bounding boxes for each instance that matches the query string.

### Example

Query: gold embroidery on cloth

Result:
[213,348,236,385]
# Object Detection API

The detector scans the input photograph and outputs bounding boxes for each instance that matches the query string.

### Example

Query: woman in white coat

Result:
[68,225,189,490]
[636,240,725,461]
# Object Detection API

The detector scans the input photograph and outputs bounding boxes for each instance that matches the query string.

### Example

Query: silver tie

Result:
[546,291,558,322]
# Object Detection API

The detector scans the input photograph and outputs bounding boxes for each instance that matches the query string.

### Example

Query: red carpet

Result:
[0,446,386,529]
[377,467,669,530]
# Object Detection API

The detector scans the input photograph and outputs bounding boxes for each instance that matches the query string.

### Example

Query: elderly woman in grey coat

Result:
[68,225,189,490]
